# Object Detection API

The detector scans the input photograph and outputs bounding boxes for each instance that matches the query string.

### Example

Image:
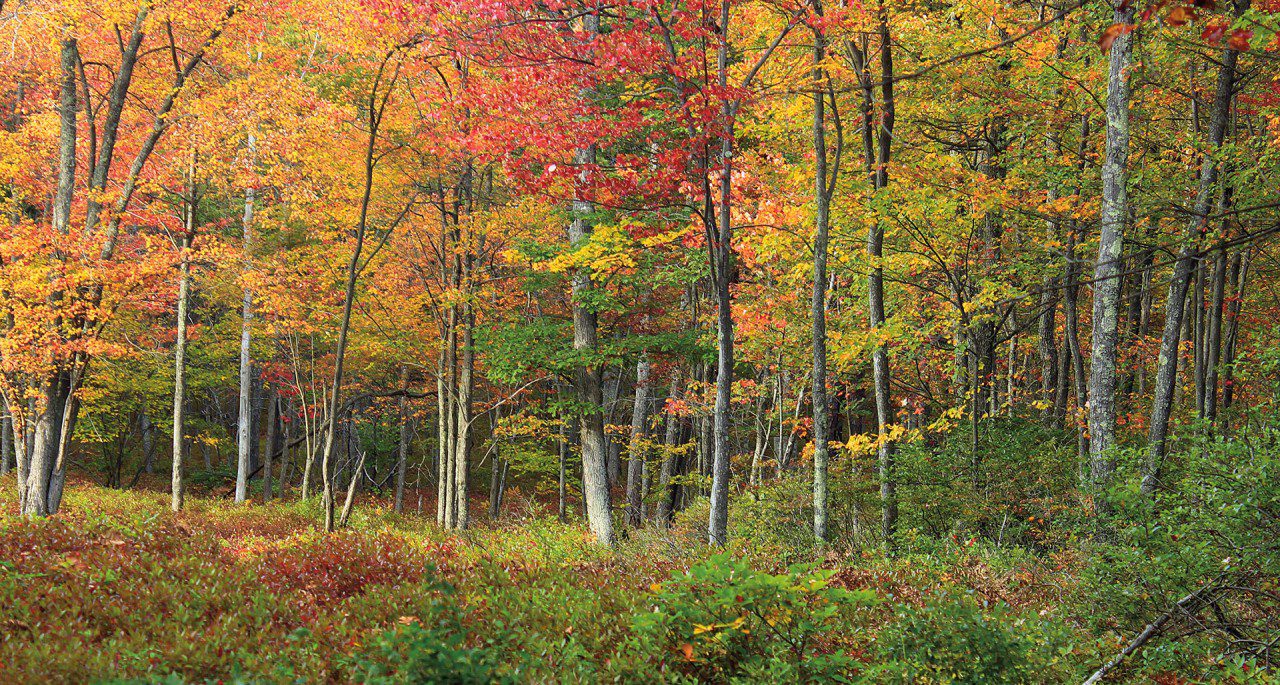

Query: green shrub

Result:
[634,554,876,683]
[351,582,512,684]
[867,591,1072,684]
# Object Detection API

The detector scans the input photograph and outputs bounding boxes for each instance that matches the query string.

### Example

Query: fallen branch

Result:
[1082,585,1218,685]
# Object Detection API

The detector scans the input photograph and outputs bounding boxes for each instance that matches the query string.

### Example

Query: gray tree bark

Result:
[1087,0,1136,509]
[625,354,651,528]
[1144,32,1241,493]
[395,365,410,513]
[171,154,197,512]
[235,132,257,504]
[810,6,840,544]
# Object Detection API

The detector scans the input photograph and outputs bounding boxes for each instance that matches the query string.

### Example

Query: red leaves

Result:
[1201,21,1229,42]
[1227,28,1254,50]
[1110,0,1256,53]
[1099,23,1135,52]
[1201,22,1255,51]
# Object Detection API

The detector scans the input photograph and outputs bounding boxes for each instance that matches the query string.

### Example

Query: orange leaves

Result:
[1098,23,1135,53]
[1227,28,1254,50]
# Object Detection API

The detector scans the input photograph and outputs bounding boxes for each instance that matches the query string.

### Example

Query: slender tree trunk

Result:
[21,38,77,517]
[395,365,410,513]
[1,414,11,476]
[170,158,196,512]
[869,9,897,542]
[1220,250,1248,413]
[235,132,257,504]
[558,410,568,523]
[811,7,839,544]
[656,371,682,528]
[263,389,278,502]
[1144,37,1240,493]
[569,115,614,544]
[321,58,396,531]
[452,301,474,530]
[1039,281,1060,423]
[1087,0,1136,509]
[704,0,747,548]
[1203,244,1228,423]
[626,354,651,528]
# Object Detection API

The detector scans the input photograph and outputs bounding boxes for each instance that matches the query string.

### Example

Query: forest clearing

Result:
[1,0,1279,681]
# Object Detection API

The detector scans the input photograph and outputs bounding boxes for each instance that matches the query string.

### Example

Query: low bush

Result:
[866,590,1074,684]
[633,554,877,683]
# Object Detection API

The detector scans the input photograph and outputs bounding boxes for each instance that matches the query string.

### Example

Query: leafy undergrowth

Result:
[0,479,1242,684]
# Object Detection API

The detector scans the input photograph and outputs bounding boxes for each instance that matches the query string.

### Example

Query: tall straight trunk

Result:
[558,409,569,523]
[321,58,397,532]
[235,132,257,504]
[394,365,410,513]
[565,11,614,546]
[1193,260,1206,414]
[1039,285,1060,422]
[705,0,741,547]
[1087,0,1136,508]
[1220,250,1247,413]
[1064,226,1090,458]
[436,310,454,526]
[17,399,31,510]
[810,7,840,544]
[625,354,651,528]
[1203,245,1228,423]
[169,244,190,513]
[452,302,474,530]
[21,38,77,516]
[1144,37,1241,493]
[656,371,682,528]
[281,398,294,495]
[1,414,11,476]
[489,402,504,521]
[263,389,279,502]
[170,156,197,512]
[863,8,897,542]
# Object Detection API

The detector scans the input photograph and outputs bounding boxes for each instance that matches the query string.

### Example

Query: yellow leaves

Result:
[691,615,747,635]
[544,221,637,275]
[927,405,967,434]
[843,423,910,457]
[639,225,692,249]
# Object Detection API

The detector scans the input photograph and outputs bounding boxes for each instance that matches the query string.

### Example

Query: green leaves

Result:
[634,554,876,682]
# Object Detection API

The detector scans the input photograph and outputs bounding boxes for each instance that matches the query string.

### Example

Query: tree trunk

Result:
[321,57,396,531]
[1087,0,1136,509]
[811,6,839,544]
[568,97,614,545]
[235,132,257,504]
[1,413,11,476]
[170,162,196,513]
[626,354,651,528]
[1203,244,1228,423]
[263,389,279,502]
[452,301,474,530]
[1220,250,1248,413]
[1144,36,1240,493]
[867,8,897,542]
[394,365,410,513]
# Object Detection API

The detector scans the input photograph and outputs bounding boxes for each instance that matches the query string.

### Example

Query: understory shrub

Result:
[866,590,1073,684]
[633,554,876,683]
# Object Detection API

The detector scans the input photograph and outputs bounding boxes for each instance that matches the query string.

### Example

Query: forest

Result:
[1,0,1279,681]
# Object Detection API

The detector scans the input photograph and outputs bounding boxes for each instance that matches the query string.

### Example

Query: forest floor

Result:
[0,478,1170,683]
